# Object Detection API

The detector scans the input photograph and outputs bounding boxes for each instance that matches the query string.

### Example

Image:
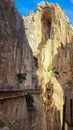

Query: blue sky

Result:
[15,0,73,25]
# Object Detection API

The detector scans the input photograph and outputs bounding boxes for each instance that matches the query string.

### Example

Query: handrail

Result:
[0,88,41,92]
[0,89,42,100]
[0,93,26,100]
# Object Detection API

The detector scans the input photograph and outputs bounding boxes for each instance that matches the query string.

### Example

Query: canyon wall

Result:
[23,2,73,130]
[0,0,37,90]
[0,0,47,130]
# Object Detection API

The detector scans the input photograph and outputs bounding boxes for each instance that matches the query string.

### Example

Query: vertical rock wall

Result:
[0,0,38,90]
[23,2,73,130]
[0,92,47,130]
[0,1,47,130]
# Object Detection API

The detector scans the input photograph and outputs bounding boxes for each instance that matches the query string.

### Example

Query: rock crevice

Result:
[23,2,73,130]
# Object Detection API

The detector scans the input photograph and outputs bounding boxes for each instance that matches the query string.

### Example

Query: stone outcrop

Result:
[0,0,47,130]
[23,2,73,130]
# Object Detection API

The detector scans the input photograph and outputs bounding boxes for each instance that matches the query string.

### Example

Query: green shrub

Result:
[47,65,60,78]
[47,64,53,71]
[25,93,35,111]
[16,73,26,83]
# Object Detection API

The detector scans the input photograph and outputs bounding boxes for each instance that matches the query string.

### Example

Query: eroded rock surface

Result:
[0,0,38,90]
[23,2,73,130]
[0,1,47,130]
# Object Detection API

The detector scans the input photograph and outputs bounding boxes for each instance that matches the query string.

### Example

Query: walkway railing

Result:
[0,88,42,100]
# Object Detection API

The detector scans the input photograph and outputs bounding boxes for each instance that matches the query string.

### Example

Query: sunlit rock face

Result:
[23,2,73,130]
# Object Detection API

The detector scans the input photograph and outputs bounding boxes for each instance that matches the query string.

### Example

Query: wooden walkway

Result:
[0,88,42,100]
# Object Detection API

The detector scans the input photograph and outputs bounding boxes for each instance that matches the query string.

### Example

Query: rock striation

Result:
[0,0,40,90]
[0,0,47,130]
[23,2,73,130]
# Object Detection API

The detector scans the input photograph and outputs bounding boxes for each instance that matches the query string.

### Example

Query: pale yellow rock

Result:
[23,2,73,130]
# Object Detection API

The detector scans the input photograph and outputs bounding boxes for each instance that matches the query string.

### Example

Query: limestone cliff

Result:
[0,0,47,130]
[23,2,73,130]
[0,0,36,90]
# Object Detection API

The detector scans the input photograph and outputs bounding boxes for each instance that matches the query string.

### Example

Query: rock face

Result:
[23,2,73,130]
[0,0,37,90]
[0,91,47,130]
[0,0,47,130]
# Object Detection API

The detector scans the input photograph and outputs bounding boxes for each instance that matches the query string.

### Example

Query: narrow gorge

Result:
[23,2,73,130]
[0,0,47,130]
[0,0,73,130]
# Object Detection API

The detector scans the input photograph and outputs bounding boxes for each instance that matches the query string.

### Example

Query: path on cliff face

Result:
[0,1,47,130]
[0,88,42,129]
[0,1,73,130]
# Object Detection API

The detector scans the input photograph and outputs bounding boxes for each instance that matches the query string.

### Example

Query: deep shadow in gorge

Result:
[21,2,73,130]
[36,43,73,130]
[33,11,73,130]
[51,42,73,130]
